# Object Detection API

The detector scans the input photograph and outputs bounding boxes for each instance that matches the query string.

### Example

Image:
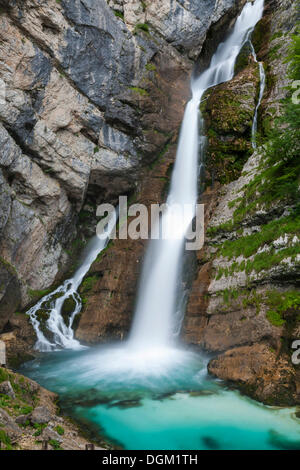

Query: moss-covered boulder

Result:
[61,296,77,327]
[202,63,259,184]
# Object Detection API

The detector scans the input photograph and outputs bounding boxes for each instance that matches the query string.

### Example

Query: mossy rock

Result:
[72,313,81,331]
[35,309,49,323]
[79,275,99,294]
[251,17,269,54]
[234,41,252,75]
[61,296,77,327]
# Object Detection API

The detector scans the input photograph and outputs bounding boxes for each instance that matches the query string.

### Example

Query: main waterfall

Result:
[129,0,265,351]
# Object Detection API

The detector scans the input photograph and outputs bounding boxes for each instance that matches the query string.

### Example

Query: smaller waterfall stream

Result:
[26,215,116,351]
[250,41,266,148]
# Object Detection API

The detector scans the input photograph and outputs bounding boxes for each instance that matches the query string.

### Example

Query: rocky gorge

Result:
[0,0,299,451]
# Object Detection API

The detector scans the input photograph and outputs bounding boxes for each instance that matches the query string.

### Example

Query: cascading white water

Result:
[26,214,116,351]
[250,42,266,148]
[129,0,265,350]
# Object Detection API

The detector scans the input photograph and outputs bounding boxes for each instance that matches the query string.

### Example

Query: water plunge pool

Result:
[19,345,300,450]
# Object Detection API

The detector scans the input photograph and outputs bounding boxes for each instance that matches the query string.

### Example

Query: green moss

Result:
[0,256,17,276]
[93,145,99,154]
[0,429,11,448]
[49,438,63,450]
[129,86,148,96]
[28,288,52,301]
[148,141,171,169]
[146,63,156,72]
[266,310,286,327]
[55,425,65,436]
[234,42,251,74]
[0,368,9,384]
[265,291,300,327]
[33,423,47,436]
[219,214,300,260]
[134,23,150,34]
[61,296,76,316]
[80,275,99,294]
[113,10,124,20]
[251,17,268,53]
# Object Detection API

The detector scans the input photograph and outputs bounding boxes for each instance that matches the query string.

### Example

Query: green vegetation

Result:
[219,214,300,260]
[28,288,52,300]
[80,275,99,293]
[209,26,300,245]
[265,290,300,327]
[220,288,299,328]
[146,63,156,72]
[55,425,65,436]
[113,10,124,20]
[266,309,286,327]
[129,86,149,96]
[134,23,150,34]
[49,439,63,450]
[0,429,12,450]
[232,29,300,224]
[33,423,47,437]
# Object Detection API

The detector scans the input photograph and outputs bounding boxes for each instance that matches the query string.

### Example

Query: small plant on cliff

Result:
[55,425,65,436]
[114,10,124,20]
[129,86,148,96]
[265,291,300,327]
[134,23,150,34]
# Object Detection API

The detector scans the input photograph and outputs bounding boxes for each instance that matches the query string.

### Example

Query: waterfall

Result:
[129,0,265,350]
[26,215,116,351]
[250,41,266,148]
[26,0,264,355]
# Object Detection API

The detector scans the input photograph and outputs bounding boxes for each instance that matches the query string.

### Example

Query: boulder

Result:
[0,408,22,443]
[0,380,15,399]
[30,406,52,424]
[41,426,63,443]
